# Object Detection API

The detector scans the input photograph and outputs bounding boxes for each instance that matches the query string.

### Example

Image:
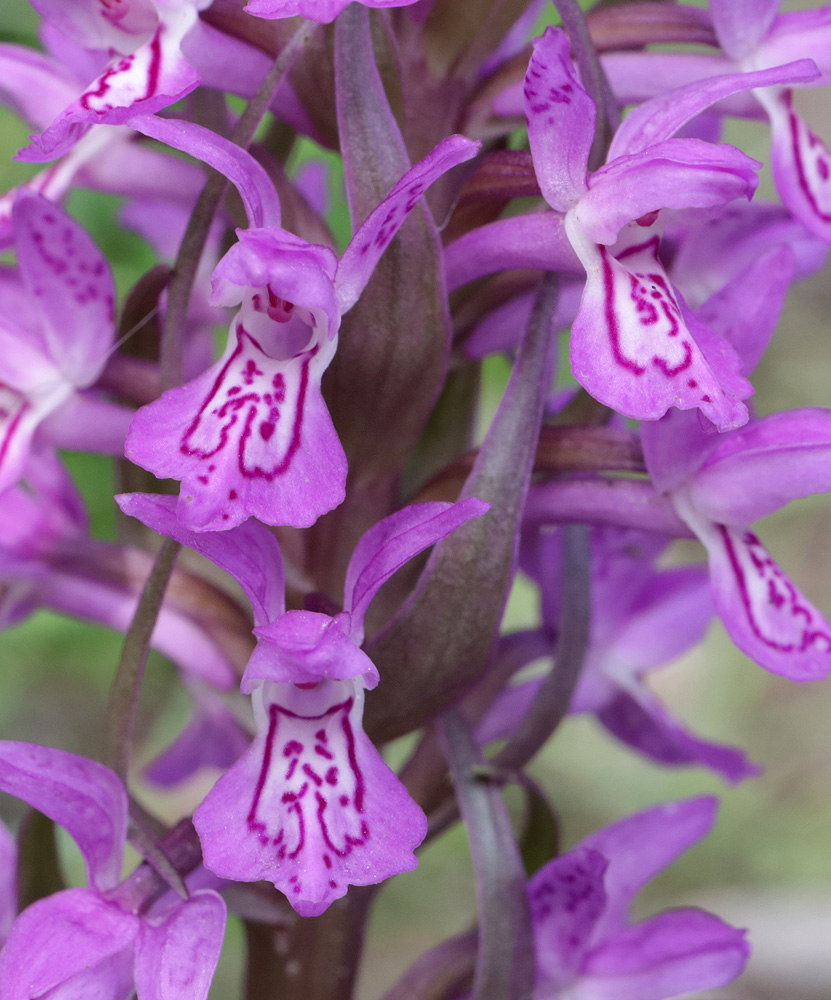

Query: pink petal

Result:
[709,0,780,59]
[525,26,594,212]
[579,139,760,247]
[247,612,378,687]
[21,7,201,162]
[135,891,226,1000]
[578,908,749,1000]
[692,518,831,681]
[688,408,831,525]
[597,688,760,784]
[578,797,718,941]
[343,498,490,643]
[125,322,346,531]
[194,680,427,917]
[116,492,285,626]
[566,217,750,429]
[758,87,831,244]
[0,742,126,891]
[529,848,608,990]
[245,0,419,24]
[143,694,251,788]
[0,888,137,999]
[336,134,479,312]
[13,192,114,386]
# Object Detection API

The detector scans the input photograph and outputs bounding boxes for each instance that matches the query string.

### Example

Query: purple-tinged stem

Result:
[105,537,180,783]
[439,708,534,1000]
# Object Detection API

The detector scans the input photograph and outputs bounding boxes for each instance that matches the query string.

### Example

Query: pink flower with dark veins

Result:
[20,0,211,161]
[117,491,489,916]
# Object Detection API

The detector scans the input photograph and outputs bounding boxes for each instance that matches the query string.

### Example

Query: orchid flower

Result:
[708,0,831,243]
[524,26,820,429]
[0,192,134,494]
[0,42,204,247]
[0,742,225,1000]
[527,797,749,999]
[117,491,489,916]
[18,0,211,162]
[601,2,831,244]
[126,133,479,531]
[479,524,758,783]
[642,405,831,682]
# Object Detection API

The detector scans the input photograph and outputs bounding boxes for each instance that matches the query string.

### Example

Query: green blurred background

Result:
[1,2,831,998]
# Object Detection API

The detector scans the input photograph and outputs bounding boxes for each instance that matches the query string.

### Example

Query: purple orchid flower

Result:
[18,0,211,162]
[479,524,758,783]
[709,0,831,244]
[0,742,225,1000]
[0,191,134,493]
[642,406,831,683]
[125,133,479,531]
[0,42,205,246]
[639,232,831,683]
[524,26,819,429]
[117,491,489,916]
[601,2,831,243]
[527,797,749,999]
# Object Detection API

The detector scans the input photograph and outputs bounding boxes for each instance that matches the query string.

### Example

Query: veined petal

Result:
[529,848,608,991]
[525,26,594,212]
[21,5,201,162]
[576,908,749,1000]
[343,499,490,644]
[686,514,831,681]
[116,492,285,626]
[125,320,346,530]
[135,891,226,1000]
[566,216,750,429]
[13,193,114,386]
[335,134,479,313]
[756,87,831,244]
[578,797,718,941]
[194,679,427,917]
[0,741,127,891]
[579,138,760,246]
[688,408,831,525]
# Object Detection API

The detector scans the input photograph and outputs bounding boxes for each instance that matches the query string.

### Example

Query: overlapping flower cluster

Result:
[0,0,829,997]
